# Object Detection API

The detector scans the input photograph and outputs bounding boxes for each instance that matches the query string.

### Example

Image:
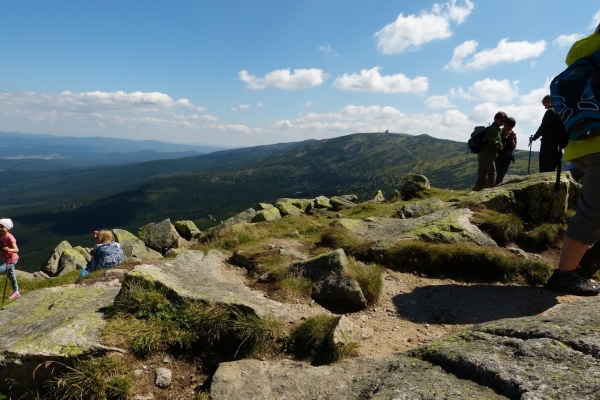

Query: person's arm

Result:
[486,125,502,150]
[507,132,517,150]
[532,110,553,141]
[2,241,18,254]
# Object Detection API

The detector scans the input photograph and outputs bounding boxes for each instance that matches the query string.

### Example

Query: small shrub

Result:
[471,209,524,246]
[519,223,566,249]
[384,241,551,285]
[46,355,132,400]
[346,258,384,305]
[290,315,357,365]
[320,226,371,258]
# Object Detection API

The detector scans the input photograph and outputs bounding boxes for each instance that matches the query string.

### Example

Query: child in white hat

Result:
[0,218,20,300]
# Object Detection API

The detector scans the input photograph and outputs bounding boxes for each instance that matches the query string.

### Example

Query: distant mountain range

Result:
[0,130,229,169]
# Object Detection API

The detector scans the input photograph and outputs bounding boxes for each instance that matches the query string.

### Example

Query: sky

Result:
[1,1,599,151]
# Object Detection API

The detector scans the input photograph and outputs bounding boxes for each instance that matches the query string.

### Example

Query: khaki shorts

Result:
[566,152,600,244]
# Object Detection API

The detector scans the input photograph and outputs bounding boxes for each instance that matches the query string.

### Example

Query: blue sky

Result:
[1,1,599,151]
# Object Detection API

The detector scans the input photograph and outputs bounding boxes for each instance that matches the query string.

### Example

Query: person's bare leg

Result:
[558,237,590,272]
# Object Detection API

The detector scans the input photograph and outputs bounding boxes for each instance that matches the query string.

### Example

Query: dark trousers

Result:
[539,141,561,172]
[495,151,512,184]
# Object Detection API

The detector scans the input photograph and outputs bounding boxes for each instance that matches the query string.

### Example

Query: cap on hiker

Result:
[0,219,13,230]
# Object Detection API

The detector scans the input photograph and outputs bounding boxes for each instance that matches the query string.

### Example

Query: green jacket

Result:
[480,122,502,158]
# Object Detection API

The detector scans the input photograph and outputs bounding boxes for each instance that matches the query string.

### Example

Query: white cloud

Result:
[374,0,474,54]
[445,40,477,70]
[239,104,250,110]
[425,95,455,109]
[303,101,312,108]
[210,124,252,134]
[449,79,519,103]
[553,34,583,48]
[238,68,327,90]
[231,107,237,111]
[590,10,600,30]
[201,114,218,121]
[333,67,428,94]
[256,102,264,107]
[446,38,547,71]
[319,44,339,57]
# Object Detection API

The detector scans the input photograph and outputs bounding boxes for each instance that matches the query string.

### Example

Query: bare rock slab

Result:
[332,208,496,251]
[124,250,297,322]
[415,296,600,399]
[0,284,120,394]
[210,355,506,400]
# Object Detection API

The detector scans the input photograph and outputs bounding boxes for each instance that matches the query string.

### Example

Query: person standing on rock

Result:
[546,22,600,295]
[495,117,517,184]
[0,218,20,300]
[529,95,562,173]
[76,229,125,283]
[472,111,506,191]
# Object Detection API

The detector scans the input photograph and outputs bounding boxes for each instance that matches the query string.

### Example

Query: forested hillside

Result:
[7,132,541,271]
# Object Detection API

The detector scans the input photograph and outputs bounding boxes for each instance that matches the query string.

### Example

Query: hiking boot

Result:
[485,182,496,189]
[8,292,20,300]
[545,270,600,296]
[472,185,483,192]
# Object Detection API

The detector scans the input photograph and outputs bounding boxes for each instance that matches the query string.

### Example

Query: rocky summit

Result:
[1,172,599,399]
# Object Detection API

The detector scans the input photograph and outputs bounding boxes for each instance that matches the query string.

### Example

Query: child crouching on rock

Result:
[0,218,20,300]
[76,229,125,283]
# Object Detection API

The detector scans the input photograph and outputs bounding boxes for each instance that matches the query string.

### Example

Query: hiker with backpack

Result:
[495,117,517,184]
[528,95,562,173]
[471,111,506,191]
[545,22,600,296]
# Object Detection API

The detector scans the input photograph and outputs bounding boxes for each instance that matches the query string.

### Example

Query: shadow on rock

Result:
[392,284,559,325]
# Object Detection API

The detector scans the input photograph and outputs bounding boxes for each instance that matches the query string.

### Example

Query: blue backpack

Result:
[550,47,600,148]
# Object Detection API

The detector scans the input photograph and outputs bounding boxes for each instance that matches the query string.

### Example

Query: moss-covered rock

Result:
[174,220,201,240]
[398,197,445,218]
[275,201,303,216]
[57,248,88,276]
[113,229,162,262]
[332,208,496,251]
[252,207,282,222]
[330,196,358,211]
[401,174,430,200]
[137,219,182,254]
[314,196,332,209]
[0,284,120,396]
[41,240,72,277]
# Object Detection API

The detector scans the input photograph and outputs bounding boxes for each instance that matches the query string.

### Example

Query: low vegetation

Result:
[290,315,359,365]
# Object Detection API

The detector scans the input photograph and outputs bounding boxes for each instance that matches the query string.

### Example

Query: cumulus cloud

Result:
[425,95,455,109]
[256,102,264,107]
[446,38,546,71]
[238,68,327,90]
[449,79,519,103]
[552,34,583,48]
[239,104,250,110]
[0,90,203,131]
[333,67,428,94]
[201,114,218,121]
[374,0,474,54]
[303,101,312,108]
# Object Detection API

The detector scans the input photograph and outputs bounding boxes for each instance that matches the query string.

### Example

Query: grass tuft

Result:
[471,209,524,246]
[519,223,566,250]
[346,258,384,305]
[383,241,551,285]
[320,226,371,258]
[290,315,357,365]
[45,355,132,400]
[106,280,283,359]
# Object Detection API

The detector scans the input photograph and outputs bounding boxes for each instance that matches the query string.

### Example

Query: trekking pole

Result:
[527,136,533,175]
[2,266,8,306]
